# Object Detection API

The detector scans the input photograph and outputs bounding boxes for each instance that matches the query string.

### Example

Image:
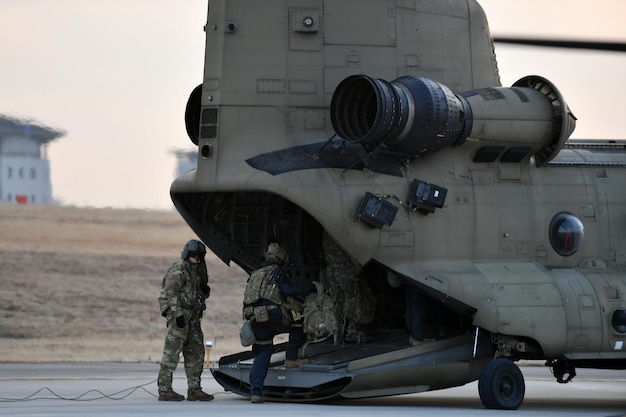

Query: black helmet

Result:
[181,239,206,260]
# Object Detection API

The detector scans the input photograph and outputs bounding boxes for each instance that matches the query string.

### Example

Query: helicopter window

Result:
[549,212,584,256]
[473,146,504,163]
[612,310,626,334]
[500,146,531,163]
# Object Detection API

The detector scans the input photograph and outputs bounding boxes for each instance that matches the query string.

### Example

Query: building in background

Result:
[0,115,64,204]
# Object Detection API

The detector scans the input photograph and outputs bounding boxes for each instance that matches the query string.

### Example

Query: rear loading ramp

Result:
[211,330,494,402]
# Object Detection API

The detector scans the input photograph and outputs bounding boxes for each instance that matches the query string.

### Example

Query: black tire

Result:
[478,358,525,410]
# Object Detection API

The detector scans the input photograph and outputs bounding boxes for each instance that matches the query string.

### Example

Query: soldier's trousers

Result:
[406,285,428,341]
[249,308,304,396]
[157,314,205,393]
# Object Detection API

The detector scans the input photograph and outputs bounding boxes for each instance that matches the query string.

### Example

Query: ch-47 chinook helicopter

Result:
[170,0,626,410]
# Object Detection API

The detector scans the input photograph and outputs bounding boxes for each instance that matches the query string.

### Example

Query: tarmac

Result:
[0,362,625,417]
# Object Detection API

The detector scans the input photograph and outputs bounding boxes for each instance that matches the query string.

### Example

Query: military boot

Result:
[158,390,184,401]
[409,336,436,347]
[187,389,214,401]
[284,358,310,368]
[251,395,265,403]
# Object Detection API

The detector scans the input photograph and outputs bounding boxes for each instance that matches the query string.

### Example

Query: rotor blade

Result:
[493,37,626,53]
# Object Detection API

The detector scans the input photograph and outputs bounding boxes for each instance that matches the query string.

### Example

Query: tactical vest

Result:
[243,264,284,307]
[158,261,207,318]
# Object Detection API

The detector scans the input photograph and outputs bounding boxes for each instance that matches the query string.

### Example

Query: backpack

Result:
[302,281,338,346]
[239,320,256,347]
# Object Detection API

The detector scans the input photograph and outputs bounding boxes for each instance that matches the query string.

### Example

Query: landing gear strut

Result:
[546,359,576,383]
[478,358,525,410]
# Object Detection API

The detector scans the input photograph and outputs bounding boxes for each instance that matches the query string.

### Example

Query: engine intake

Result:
[330,75,470,155]
[330,74,576,165]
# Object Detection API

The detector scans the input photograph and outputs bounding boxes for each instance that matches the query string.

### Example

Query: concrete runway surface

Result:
[0,362,624,417]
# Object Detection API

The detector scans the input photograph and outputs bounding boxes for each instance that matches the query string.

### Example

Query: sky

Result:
[1,0,625,210]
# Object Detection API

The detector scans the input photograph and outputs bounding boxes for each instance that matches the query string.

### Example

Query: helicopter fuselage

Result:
[170,0,626,408]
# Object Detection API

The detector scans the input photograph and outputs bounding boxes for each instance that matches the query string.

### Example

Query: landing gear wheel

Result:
[478,358,525,410]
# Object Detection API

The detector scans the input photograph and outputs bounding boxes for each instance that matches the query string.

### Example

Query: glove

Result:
[201,284,210,297]
[176,316,186,328]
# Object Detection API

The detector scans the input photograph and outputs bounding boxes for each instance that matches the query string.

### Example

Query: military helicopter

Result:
[170,0,626,410]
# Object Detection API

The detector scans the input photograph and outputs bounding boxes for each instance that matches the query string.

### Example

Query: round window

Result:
[612,310,626,334]
[549,212,584,256]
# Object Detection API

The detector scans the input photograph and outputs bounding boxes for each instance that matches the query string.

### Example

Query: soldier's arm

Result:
[163,270,184,314]
[199,262,210,297]
[277,269,314,298]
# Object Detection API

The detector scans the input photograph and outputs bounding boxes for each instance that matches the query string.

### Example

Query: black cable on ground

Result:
[0,379,159,402]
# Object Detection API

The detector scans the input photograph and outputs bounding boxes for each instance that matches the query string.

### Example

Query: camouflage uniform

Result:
[157,259,210,397]
[321,231,375,343]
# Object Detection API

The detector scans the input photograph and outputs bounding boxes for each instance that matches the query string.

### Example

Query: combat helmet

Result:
[265,242,289,265]
[181,239,206,261]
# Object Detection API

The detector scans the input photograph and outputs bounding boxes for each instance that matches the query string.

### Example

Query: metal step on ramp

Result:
[210,330,494,402]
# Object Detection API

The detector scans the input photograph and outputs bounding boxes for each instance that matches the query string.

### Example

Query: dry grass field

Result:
[0,202,249,362]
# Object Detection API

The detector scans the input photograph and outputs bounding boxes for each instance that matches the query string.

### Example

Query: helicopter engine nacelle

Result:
[330,74,576,165]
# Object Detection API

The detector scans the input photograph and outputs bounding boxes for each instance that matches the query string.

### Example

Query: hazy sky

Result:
[2,0,625,210]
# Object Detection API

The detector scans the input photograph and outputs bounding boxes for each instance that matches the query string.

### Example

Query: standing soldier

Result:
[320,231,375,344]
[243,242,314,403]
[157,239,214,402]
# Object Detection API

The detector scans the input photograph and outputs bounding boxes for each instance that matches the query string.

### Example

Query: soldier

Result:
[243,242,314,404]
[320,231,375,344]
[157,239,214,402]
[405,283,432,346]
